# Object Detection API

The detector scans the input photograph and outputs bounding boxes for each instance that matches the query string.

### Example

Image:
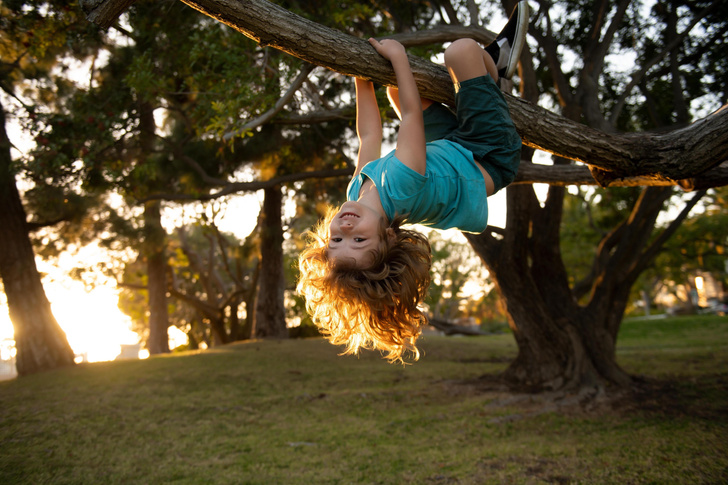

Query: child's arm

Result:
[368,38,426,175]
[354,78,383,177]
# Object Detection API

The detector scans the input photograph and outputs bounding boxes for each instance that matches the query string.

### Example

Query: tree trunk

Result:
[143,200,171,354]
[467,182,632,392]
[0,100,75,376]
[208,315,230,346]
[461,15,704,394]
[138,98,170,355]
[240,265,258,340]
[228,299,244,341]
[253,185,287,338]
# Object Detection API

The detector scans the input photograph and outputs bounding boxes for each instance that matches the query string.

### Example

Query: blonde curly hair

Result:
[297,206,432,363]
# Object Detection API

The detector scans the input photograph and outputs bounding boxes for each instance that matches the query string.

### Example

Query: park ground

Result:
[0,315,726,484]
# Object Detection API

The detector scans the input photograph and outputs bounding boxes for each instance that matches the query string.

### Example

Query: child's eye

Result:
[331,237,342,243]
[354,238,367,243]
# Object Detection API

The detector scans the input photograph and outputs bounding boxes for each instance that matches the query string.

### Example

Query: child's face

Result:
[327,201,384,268]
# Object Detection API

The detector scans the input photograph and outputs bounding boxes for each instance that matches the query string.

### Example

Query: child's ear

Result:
[386,227,396,243]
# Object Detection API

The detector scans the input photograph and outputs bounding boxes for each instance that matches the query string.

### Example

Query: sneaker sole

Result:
[503,1,530,80]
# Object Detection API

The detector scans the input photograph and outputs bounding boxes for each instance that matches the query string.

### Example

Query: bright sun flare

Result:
[0,279,140,364]
[0,246,145,367]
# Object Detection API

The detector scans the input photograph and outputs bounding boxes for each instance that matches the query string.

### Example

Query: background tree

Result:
[32,0,361,352]
[119,216,259,347]
[0,0,109,375]
[425,231,493,335]
[464,0,724,392]
[26,0,282,354]
[647,187,728,309]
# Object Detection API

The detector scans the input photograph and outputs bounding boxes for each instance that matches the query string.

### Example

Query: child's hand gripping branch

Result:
[366,38,426,176]
[297,1,530,363]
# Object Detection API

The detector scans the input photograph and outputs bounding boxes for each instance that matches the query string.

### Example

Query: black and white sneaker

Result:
[485,1,530,80]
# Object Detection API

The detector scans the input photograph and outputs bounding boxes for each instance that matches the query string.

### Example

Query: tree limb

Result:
[79,0,138,28]
[84,0,728,188]
[629,188,708,280]
[142,167,352,202]
[223,63,315,140]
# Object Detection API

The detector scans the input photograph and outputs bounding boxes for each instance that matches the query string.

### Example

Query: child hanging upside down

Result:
[297,1,529,363]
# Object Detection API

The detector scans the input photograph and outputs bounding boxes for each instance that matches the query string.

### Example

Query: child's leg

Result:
[386,86,433,120]
[441,40,522,196]
[444,39,499,87]
[388,86,457,143]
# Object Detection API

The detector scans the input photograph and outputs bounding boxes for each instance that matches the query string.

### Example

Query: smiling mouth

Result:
[339,212,359,219]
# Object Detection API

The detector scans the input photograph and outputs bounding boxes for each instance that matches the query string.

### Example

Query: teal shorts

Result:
[422,76,521,193]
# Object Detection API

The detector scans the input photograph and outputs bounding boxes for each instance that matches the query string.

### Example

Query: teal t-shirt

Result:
[346,139,488,234]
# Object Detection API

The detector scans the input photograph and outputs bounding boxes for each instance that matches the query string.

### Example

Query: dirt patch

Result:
[477,456,573,485]
[439,372,728,421]
[609,373,728,421]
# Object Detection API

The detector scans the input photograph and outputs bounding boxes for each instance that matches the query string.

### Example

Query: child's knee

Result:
[444,39,481,66]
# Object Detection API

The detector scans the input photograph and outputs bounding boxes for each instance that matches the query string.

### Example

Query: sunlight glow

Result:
[169,326,189,350]
[695,276,704,291]
[1,268,194,368]
[48,283,139,363]
[0,248,140,367]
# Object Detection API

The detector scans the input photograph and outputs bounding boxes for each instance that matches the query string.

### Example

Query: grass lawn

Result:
[1,315,726,484]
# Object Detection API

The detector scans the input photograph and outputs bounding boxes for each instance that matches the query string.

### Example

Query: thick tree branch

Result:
[223,63,315,140]
[84,0,728,188]
[79,0,138,28]
[510,97,728,186]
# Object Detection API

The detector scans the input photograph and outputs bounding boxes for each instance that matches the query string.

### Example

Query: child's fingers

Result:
[368,38,397,60]
[368,37,382,51]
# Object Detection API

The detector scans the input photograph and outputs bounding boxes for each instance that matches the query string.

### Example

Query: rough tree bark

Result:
[143,200,171,354]
[253,185,287,338]
[140,98,170,355]
[0,100,75,376]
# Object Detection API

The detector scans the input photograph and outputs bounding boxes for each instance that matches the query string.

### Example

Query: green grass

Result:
[1,315,727,484]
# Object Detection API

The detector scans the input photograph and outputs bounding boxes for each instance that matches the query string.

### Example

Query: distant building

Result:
[0,338,17,380]
[116,343,142,360]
